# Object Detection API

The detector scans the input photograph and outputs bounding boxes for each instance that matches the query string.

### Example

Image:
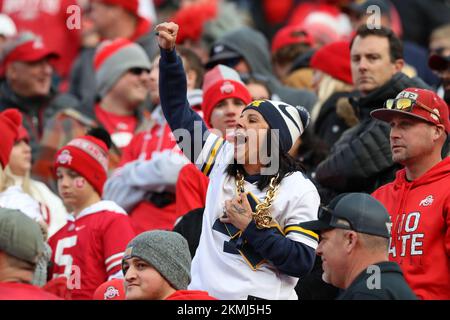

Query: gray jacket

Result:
[214,26,317,110]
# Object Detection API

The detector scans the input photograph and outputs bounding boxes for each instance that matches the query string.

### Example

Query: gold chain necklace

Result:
[235,171,280,229]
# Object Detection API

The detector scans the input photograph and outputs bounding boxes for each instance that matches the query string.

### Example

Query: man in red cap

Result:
[371,88,450,300]
[69,0,158,108]
[0,32,79,162]
[1,0,81,84]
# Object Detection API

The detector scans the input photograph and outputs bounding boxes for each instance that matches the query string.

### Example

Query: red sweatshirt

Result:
[372,157,450,300]
[165,290,217,300]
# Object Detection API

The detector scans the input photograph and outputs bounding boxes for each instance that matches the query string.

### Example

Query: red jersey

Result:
[119,119,177,165]
[118,109,182,232]
[0,282,62,300]
[48,201,135,300]
[372,157,450,300]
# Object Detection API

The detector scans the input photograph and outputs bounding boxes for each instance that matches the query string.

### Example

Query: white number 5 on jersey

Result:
[53,236,77,278]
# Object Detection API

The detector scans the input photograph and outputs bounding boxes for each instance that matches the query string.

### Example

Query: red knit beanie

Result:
[310,40,352,84]
[93,0,139,16]
[54,135,109,196]
[0,109,22,169]
[201,65,252,127]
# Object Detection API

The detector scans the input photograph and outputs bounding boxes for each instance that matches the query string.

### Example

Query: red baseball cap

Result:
[1,32,59,67]
[371,88,450,134]
[271,25,314,54]
[93,278,125,300]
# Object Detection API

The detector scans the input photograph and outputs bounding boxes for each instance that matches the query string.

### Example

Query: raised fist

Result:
[155,22,179,50]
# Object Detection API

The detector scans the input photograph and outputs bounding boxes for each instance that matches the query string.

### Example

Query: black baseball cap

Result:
[205,43,242,70]
[428,53,450,71]
[300,193,391,238]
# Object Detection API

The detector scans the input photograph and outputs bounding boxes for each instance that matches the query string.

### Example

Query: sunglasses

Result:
[128,67,150,76]
[384,98,442,123]
[318,206,353,231]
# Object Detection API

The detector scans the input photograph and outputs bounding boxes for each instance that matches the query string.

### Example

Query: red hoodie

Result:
[165,290,217,300]
[372,157,450,300]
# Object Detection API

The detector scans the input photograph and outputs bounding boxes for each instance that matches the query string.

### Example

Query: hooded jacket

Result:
[213,27,316,110]
[315,73,430,193]
[372,157,450,300]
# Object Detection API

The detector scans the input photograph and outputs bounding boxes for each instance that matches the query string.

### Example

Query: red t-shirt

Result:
[0,282,62,300]
[48,201,135,300]
[95,105,137,150]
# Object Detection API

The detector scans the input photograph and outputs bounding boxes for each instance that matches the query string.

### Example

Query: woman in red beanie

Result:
[0,109,43,223]
[48,128,135,300]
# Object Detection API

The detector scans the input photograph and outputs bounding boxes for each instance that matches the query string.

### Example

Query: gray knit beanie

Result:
[94,38,151,98]
[123,230,191,290]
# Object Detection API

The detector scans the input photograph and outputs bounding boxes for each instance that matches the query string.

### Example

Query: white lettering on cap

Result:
[396,91,418,100]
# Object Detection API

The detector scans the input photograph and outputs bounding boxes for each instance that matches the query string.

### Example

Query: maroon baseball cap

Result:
[1,32,59,67]
[371,88,450,134]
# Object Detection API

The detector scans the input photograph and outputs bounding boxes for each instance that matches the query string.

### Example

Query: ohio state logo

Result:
[220,81,235,94]
[104,286,120,299]
[419,195,434,207]
[56,150,73,165]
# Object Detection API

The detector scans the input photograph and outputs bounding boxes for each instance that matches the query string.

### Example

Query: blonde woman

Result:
[6,126,67,237]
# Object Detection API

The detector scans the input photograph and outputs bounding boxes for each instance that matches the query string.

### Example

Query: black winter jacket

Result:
[0,80,79,160]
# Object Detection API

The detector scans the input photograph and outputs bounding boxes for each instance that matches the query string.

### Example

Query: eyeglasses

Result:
[318,206,353,231]
[128,67,150,76]
[384,98,442,123]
